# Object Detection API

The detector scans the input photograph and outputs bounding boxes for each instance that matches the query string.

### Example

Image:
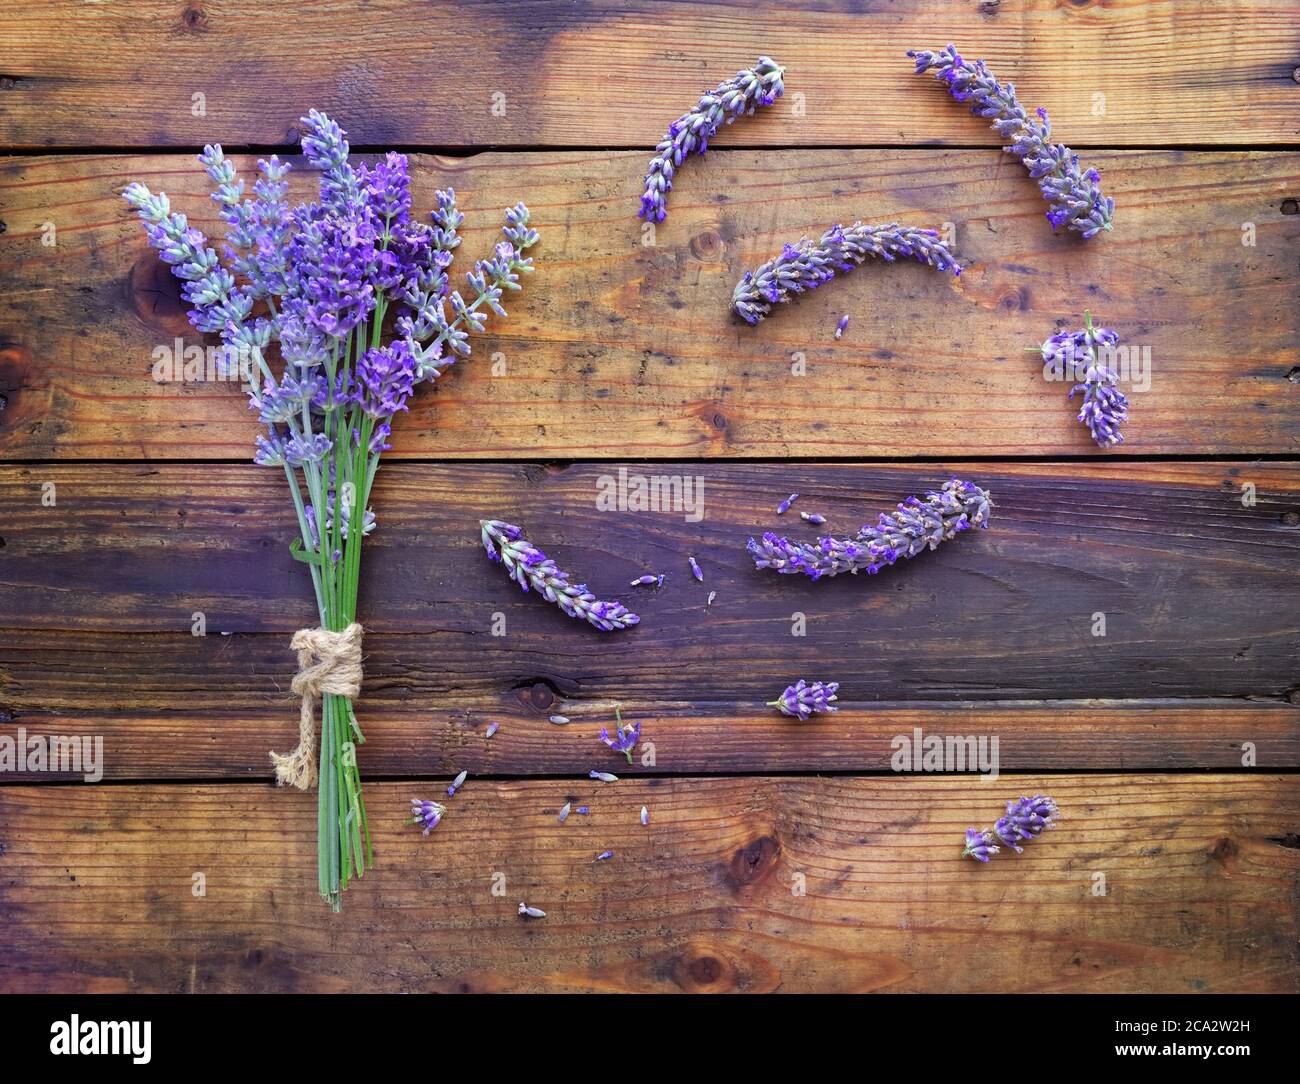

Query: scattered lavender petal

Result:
[549,715,570,725]
[777,493,799,515]
[447,769,467,797]
[558,801,571,823]
[485,722,499,738]
[640,806,649,826]
[800,511,826,525]
[630,574,659,587]
[835,314,850,339]
[707,591,716,606]
[688,556,704,582]
[518,902,546,918]
[575,806,590,815]
[589,770,619,783]
[595,850,614,861]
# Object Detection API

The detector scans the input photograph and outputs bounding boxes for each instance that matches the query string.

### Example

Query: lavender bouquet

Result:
[640,56,785,223]
[124,111,539,910]
[732,222,961,324]
[908,45,1113,238]
[749,479,991,580]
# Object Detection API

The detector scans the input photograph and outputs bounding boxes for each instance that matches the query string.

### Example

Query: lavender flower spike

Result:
[749,478,991,581]
[909,45,1113,238]
[768,679,840,721]
[1040,311,1128,448]
[639,56,785,223]
[480,520,640,632]
[960,827,999,863]
[732,221,961,325]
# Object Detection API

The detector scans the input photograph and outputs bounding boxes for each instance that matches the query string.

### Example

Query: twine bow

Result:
[270,623,364,790]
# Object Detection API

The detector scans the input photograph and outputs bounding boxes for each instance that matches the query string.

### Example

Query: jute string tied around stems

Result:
[270,622,364,791]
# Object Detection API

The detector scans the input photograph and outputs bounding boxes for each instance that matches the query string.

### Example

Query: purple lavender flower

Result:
[356,341,417,419]
[639,56,785,223]
[599,707,641,764]
[993,794,1059,853]
[777,493,798,515]
[409,798,446,835]
[960,827,999,863]
[800,512,826,525]
[768,679,839,721]
[732,221,961,324]
[480,519,640,632]
[908,45,1113,238]
[688,556,704,582]
[835,314,850,339]
[749,478,992,580]
[1040,311,1128,447]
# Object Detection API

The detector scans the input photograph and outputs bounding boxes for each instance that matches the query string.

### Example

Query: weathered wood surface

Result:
[1,460,1297,778]
[2,149,1297,460]
[2,1,1299,150]
[1,775,1295,993]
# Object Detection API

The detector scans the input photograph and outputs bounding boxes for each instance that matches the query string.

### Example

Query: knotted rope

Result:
[270,623,364,790]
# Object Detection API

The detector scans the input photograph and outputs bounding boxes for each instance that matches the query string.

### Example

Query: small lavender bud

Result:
[595,850,614,861]
[777,493,799,515]
[630,575,660,587]
[589,770,619,783]
[485,722,499,738]
[835,314,850,339]
[732,221,961,325]
[480,519,640,632]
[518,902,546,918]
[768,679,840,721]
[549,714,570,725]
[688,556,704,582]
[748,478,992,581]
[800,511,826,525]
[961,827,999,863]
[599,707,641,764]
[558,801,572,823]
[409,798,447,835]
[447,769,467,797]
[640,806,649,826]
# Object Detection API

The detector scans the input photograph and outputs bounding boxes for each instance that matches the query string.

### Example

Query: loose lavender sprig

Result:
[599,706,641,764]
[480,520,639,632]
[908,45,1113,238]
[768,679,839,721]
[1039,311,1128,447]
[749,478,991,581]
[962,795,1059,861]
[639,56,785,223]
[732,221,961,324]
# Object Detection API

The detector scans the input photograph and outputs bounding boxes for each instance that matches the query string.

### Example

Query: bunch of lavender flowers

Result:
[639,56,785,223]
[748,478,991,581]
[908,45,1113,238]
[1038,311,1128,447]
[480,520,640,632]
[123,110,538,911]
[599,707,641,764]
[732,221,961,325]
[962,795,1059,861]
[768,680,839,721]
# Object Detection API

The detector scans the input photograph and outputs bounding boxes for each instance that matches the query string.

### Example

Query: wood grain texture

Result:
[2,1,1299,149]
[1,775,1295,993]
[1,460,1298,779]
[1,149,1297,460]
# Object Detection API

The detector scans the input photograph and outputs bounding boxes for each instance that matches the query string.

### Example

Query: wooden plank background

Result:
[0,0,1297,994]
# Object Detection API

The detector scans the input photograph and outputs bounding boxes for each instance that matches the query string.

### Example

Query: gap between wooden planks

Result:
[1,1,1298,148]
[0,775,1295,993]
[0,460,1296,777]
[0,150,1297,459]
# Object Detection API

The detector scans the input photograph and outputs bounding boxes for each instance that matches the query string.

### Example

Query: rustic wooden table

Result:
[0,1,1297,994]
